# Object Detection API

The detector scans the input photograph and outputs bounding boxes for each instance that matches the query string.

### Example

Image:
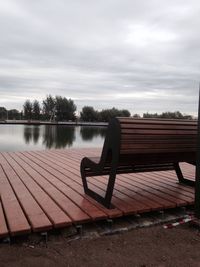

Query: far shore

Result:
[0,120,108,127]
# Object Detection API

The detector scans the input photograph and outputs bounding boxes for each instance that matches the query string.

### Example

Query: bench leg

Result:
[174,163,195,186]
[81,163,116,209]
[104,169,117,208]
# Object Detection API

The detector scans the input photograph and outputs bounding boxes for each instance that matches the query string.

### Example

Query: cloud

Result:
[0,0,199,115]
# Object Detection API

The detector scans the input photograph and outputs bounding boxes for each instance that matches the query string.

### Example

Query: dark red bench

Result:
[81,117,197,208]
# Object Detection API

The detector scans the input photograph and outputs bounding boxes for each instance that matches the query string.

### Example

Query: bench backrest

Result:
[119,117,197,154]
[101,117,197,166]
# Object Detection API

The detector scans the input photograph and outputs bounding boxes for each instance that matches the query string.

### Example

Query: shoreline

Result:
[0,120,108,127]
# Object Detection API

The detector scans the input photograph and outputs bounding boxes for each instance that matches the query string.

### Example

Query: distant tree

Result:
[32,100,40,120]
[99,107,131,122]
[132,113,141,118]
[0,107,7,120]
[42,95,56,120]
[8,109,20,120]
[143,112,159,118]
[160,111,184,119]
[119,109,131,117]
[99,109,110,122]
[80,106,99,122]
[182,114,193,120]
[143,111,193,120]
[55,96,76,121]
[23,100,33,120]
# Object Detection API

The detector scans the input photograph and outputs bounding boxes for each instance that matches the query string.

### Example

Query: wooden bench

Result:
[81,117,197,208]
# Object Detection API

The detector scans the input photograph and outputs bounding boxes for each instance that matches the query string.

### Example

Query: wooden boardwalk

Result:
[0,148,195,238]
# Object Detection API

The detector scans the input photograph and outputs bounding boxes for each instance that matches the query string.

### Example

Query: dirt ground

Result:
[1,224,200,267]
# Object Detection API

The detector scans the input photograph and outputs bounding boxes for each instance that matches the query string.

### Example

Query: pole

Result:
[195,86,200,218]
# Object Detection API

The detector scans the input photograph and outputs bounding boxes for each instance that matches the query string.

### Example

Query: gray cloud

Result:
[0,0,200,115]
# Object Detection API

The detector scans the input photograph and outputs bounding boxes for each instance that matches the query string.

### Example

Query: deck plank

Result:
[139,172,194,201]
[144,171,194,196]
[0,162,31,236]
[45,150,175,209]
[119,173,189,206]
[31,150,147,215]
[59,149,194,206]
[52,149,194,209]
[4,153,72,228]
[0,199,8,238]
[0,148,195,238]
[22,151,110,221]
[12,153,90,223]
[0,154,52,232]
[27,151,122,217]
[11,152,90,224]
[36,151,155,213]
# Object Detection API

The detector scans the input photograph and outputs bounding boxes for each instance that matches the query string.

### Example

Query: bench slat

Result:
[121,129,197,135]
[119,118,197,125]
[120,147,196,154]
[121,143,196,150]
[120,123,197,130]
[121,134,196,140]
[120,139,196,145]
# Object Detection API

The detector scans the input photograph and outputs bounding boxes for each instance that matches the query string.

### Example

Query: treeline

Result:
[23,96,132,122]
[143,111,193,120]
[80,106,131,122]
[0,107,22,120]
[23,95,76,121]
[79,107,193,121]
[0,95,194,121]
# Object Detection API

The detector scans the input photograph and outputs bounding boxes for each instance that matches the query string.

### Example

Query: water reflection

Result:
[42,125,75,149]
[13,125,107,151]
[33,126,40,144]
[24,126,40,144]
[24,126,33,144]
[80,126,106,141]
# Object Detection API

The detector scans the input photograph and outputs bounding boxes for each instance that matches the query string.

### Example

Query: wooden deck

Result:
[0,148,195,238]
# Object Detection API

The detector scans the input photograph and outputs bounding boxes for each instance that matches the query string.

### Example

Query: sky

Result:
[0,0,200,116]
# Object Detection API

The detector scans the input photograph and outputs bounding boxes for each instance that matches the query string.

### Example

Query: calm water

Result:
[0,125,107,152]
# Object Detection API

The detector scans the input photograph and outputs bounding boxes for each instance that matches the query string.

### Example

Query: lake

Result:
[0,124,107,152]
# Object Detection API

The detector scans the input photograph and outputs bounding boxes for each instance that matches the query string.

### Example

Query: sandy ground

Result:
[1,224,200,267]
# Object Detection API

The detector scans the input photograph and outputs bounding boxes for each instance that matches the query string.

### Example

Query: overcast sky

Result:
[0,0,200,115]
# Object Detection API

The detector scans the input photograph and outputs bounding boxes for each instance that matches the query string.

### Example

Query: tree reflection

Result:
[80,126,107,141]
[23,125,105,149]
[33,126,40,144]
[23,126,33,144]
[42,125,75,149]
